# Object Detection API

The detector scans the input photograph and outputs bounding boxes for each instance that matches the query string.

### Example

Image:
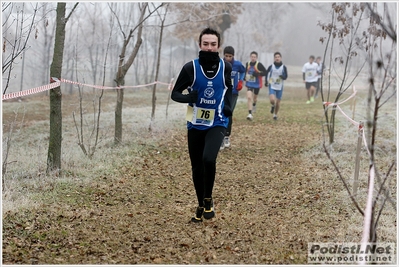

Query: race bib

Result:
[270,72,283,90]
[246,74,256,82]
[186,105,215,126]
[270,73,281,84]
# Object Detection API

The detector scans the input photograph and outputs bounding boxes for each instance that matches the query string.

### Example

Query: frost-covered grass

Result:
[2,88,187,214]
[302,87,397,244]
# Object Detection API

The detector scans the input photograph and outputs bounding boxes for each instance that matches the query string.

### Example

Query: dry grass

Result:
[2,79,396,264]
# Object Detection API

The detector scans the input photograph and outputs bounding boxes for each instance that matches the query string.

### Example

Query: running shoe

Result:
[246,114,253,121]
[220,140,225,151]
[252,105,257,113]
[306,100,311,104]
[310,96,315,102]
[273,115,278,120]
[191,207,204,223]
[224,137,231,148]
[203,198,215,219]
[270,105,275,114]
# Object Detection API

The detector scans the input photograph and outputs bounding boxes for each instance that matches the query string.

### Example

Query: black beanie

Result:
[223,46,235,56]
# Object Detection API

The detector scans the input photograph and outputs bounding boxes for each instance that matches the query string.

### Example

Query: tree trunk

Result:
[114,88,124,143]
[47,3,67,173]
[150,14,166,123]
[113,2,148,145]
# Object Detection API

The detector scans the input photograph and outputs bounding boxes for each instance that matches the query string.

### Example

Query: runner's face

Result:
[199,34,219,52]
[309,57,314,63]
[250,54,257,62]
[274,54,281,63]
[224,53,233,62]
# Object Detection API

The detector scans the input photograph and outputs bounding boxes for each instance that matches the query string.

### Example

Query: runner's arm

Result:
[282,66,288,80]
[258,62,268,77]
[223,62,233,117]
[238,63,246,80]
[264,65,271,86]
[171,62,195,103]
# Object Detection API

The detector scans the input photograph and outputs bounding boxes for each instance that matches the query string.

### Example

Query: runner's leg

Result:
[203,126,226,199]
[187,128,206,207]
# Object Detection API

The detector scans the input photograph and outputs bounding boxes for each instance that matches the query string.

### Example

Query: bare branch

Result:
[108,3,126,39]
[373,162,397,211]
[323,143,364,216]
[366,3,397,43]
[2,2,40,94]
[65,2,79,23]
[130,2,164,33]
[373,193,388,238]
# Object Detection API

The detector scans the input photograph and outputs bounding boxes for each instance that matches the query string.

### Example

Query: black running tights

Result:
[187,126,226,207]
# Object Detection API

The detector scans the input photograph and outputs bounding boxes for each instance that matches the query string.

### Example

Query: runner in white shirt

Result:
[302,55,318,104]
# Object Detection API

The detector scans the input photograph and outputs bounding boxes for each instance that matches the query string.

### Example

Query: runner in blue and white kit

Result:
[171,27,232,223]
[265,52,288,121]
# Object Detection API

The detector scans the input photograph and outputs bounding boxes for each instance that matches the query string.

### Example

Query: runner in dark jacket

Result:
[220,45,246,150]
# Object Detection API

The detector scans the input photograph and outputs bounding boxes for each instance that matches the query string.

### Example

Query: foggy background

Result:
[2,2,394,94]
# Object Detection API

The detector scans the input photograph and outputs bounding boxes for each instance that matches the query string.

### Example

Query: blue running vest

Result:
[186,58,229,130]
[245,62,262,88]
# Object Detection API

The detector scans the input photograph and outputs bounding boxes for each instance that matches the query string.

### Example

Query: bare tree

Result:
[80,3,108,88]
[318,3,370,145]
[149,3,170,131]
[320,2,396,246]
[39,3,56,90]
[361,2,396,244]
[72,11,115,159]
[110,2,163,144]
[47,2,79,173]
[2,2,41,94]
[2,106,25,184]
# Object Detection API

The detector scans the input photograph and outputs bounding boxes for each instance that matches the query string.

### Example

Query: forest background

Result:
[3,1,336,94]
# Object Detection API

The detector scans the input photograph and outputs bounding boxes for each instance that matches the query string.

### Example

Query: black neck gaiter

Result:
[198,51,220,77]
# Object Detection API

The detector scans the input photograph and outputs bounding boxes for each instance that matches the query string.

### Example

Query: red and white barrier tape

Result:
[2,81,61,101]
[2,78,174,101]
[323,85,377,261]
[323,85,358,108]
[326,86,372,157]
[359,164,375,265]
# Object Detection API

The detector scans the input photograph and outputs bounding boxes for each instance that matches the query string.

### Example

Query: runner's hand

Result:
[223,106,232,117]
[237,80,243,91]
[188,90,198,103]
